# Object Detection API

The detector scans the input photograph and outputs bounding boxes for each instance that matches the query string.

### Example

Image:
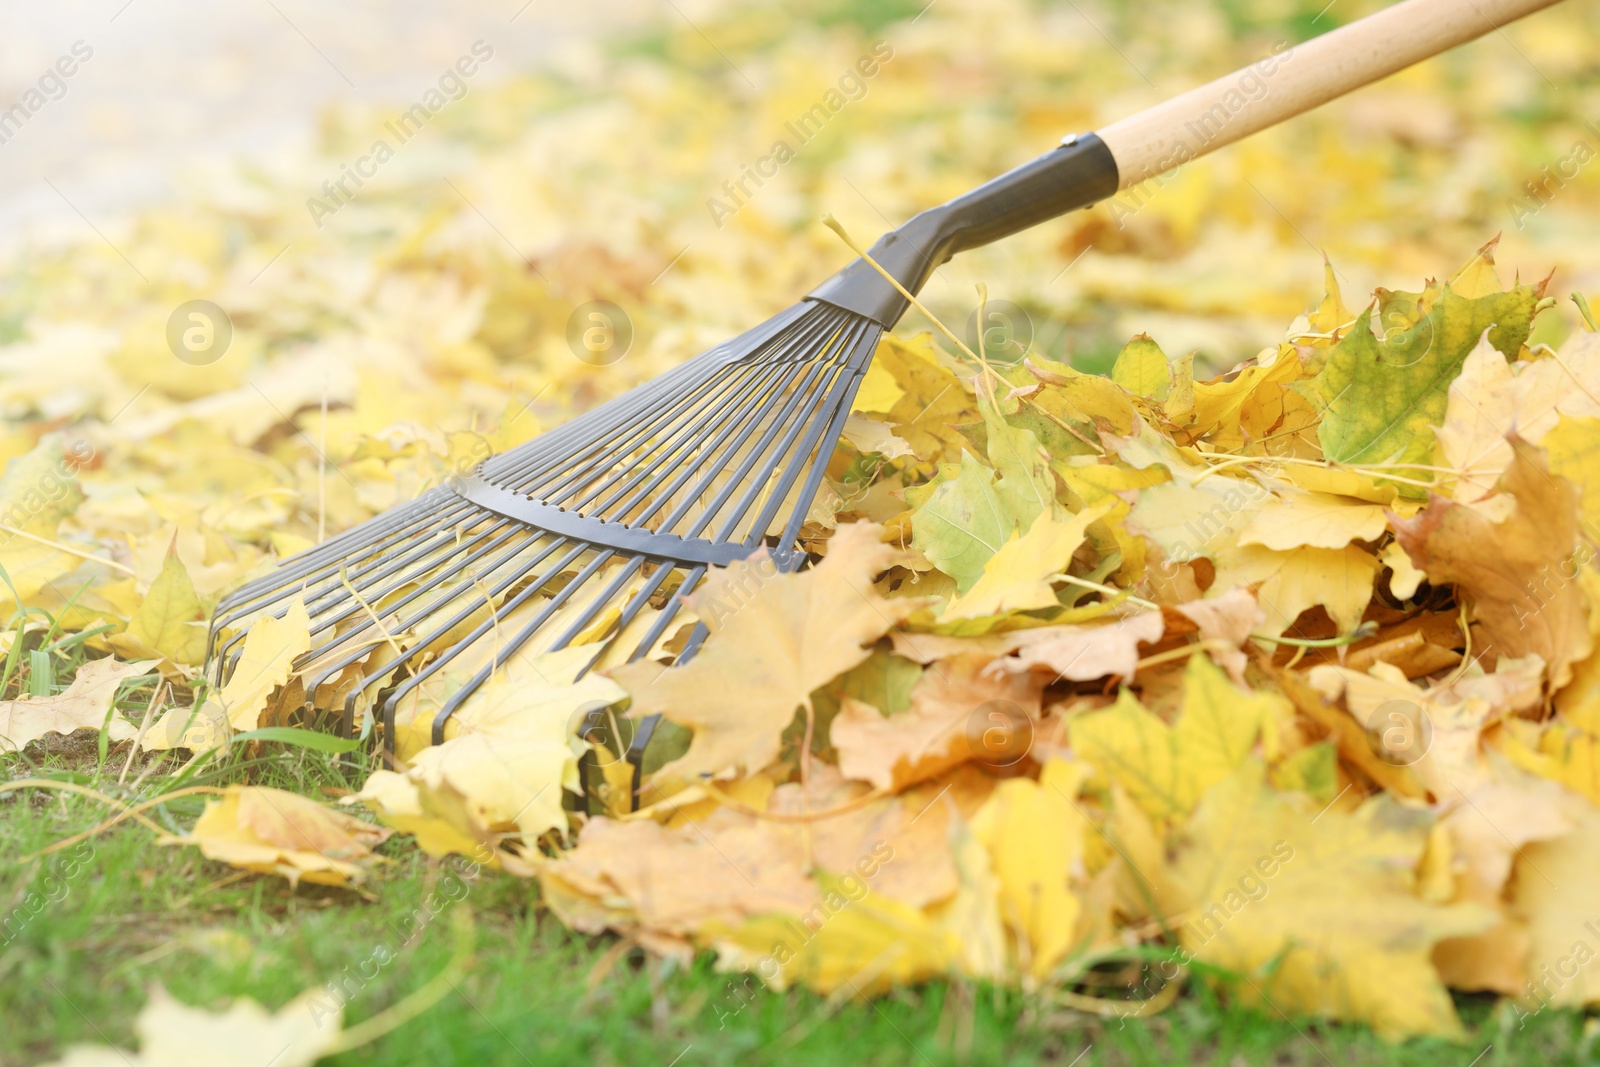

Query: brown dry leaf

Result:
[540,814,816,959]
[1392,438,1594,688]
[1173,587,1263,682]
[993,610,1166,683]
[831,652,1044,792]
[611,522,921,786]
[544,771,966,961]
[0,657,154,753]
[163,785,391,887]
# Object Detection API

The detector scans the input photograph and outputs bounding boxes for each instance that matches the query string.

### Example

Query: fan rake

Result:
[207,297,886,793]
[205,0,1563,807]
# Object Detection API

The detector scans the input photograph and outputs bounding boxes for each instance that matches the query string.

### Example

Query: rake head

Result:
[207,298,884,787]
[206,133,1120,803]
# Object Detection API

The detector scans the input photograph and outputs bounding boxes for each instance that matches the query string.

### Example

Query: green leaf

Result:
[132,554,208,664]
[908,451,1034,594]
[28,649,53,698]
[1111,333,1172,401]
[1299,280,1550,476]
[978,392,1054,525]
[230,727,363,753]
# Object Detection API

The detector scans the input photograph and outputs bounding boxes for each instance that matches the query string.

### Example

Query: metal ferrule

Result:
[806,131,1120,326]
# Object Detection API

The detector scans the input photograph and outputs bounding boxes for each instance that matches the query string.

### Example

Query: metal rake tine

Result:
[376,538,589,730]
[425,548,621,743]
[296,524,547,693]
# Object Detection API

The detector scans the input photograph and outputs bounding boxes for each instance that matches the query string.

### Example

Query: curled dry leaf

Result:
[0,657,154,753]
[1393,438,1594,688]
[162,785,391,887]
[831,652,1044,792]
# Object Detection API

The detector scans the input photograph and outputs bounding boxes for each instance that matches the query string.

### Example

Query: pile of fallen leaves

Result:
[328,242,1599,1042]
[5,0,1600,1049]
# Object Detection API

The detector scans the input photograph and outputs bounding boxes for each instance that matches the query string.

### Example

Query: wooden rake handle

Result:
[1097,0,1565,188]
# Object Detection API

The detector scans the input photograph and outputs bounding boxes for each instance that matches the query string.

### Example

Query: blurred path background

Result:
[0,0,644,241]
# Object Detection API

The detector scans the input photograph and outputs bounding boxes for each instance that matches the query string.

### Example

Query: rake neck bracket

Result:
[806,132,1119,327]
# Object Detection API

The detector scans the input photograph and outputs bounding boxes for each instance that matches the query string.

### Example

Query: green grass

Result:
[2,738,1595,1067]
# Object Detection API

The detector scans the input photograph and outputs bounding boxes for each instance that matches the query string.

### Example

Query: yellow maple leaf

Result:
[1110,333,1173,401]
[358,645,627,851]
[1211,542,1378,638]
[970,760,1090,980]
[1168,763,1493,1040]
[939,504,1110,621]
[1236,489,1389,551]
[612,522,921,786]
[1189,351,1306,452]
[1068,654,1282,823]
[346,771,490,862]
[873,333,979,463]
[1544,413,1600,537]
[215,596,312,730]
[106,551,208,672]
